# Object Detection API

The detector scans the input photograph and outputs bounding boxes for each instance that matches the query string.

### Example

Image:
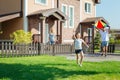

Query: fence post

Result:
[70,44,73,54]
[38,42,41,55]
[1,42,4,57]
[52,45,55,56]
[8,42,11,57]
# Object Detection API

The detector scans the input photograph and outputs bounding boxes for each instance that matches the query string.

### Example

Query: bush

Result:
[10,30,32,44]
[115,40,120,44]
[0,30,3,34]
[94,32,101,49]
[109,37,115,44]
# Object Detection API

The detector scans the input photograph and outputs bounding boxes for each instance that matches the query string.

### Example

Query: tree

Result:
[94,32,101,49]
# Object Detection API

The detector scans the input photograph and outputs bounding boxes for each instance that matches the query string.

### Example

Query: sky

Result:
[96,0,120,29]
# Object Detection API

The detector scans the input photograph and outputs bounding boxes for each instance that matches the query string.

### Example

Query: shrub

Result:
[10,30,32,44]
[0,30,3,34]
[94,32,101,49]
[109,37,115,44]
[115,40,120,44]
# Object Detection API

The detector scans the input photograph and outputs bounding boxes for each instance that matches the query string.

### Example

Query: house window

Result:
[69,6,74,28]
[62,4,67,28]
[87,28,92,36]
[85,3,91,13]
[35,0,47,5]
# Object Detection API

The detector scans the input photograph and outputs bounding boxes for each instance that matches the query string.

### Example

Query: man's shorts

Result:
[75,49,83,54]
[101,41,109,47]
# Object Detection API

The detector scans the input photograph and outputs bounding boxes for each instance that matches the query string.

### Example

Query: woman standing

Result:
[49,28,56,44]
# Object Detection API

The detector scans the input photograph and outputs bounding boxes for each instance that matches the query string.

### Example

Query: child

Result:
[73,32,89,67]
[49,27,56,44]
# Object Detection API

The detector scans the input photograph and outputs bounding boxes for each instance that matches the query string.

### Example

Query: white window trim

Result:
[61,4,68,28]
[69,5,74,28]
[95,4,96,17]
[35,0,48,6]
[87,28,92,36]
[84,1,92,14]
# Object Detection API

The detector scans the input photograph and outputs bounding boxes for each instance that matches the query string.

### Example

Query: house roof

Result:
[0,13,21,22]
[28,8,68,21]
[81,17,109,24]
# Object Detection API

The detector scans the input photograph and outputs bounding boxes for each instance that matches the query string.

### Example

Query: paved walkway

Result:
[57,53,120,62]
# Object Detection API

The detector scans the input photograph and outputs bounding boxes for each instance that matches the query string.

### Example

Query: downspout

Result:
[23,0,28,32]
[80,0,83,37]
[57,0,59,8]
[57,0,59,41]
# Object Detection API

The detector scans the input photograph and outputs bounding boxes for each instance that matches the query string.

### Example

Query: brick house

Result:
[0,0,109,44]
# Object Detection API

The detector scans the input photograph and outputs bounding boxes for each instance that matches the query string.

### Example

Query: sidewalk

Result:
[57,53,120,62]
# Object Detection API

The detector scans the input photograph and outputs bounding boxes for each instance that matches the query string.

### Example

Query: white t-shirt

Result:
[74,39,84,49]
[99,29,109,41]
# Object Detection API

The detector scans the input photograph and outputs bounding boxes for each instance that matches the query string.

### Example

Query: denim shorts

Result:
[50,41,55,44]
[101,41,109,47]
[75,49,83,54]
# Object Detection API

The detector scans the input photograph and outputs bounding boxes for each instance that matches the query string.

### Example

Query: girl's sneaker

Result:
[78,63,82,67]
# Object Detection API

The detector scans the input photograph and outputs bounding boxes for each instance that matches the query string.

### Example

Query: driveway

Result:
[57,53,120,62]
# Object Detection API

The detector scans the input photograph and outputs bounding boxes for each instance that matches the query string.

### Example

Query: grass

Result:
[95,49,120,54]
[0,56,120,80]
[115,50,120,53]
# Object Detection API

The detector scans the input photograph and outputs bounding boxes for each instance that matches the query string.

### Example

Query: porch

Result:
[28,8,68,44]
[80,17,109,53]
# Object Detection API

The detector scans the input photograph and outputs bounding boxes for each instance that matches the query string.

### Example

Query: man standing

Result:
[96,27,110,57]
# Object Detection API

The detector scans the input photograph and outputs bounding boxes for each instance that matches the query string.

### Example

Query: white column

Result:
[52,0,55,8]
[95,4,96,17]
[23,0,28,32]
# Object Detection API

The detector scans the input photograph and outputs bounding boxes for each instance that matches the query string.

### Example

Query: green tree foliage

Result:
[94,32,101,49]
[0,30,3,34]
[115,40,120,44]
[109,30,115,44]
[109,37,115,44]
[10,30,32,44]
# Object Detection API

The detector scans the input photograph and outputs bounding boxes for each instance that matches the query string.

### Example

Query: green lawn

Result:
[115,50,120,53]
[0,56,120,80]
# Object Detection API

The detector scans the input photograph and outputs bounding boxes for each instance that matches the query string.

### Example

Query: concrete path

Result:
[57,53,120,62]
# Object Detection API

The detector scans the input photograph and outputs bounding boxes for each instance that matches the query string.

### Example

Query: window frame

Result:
[61,4,68,28]
[69,5,74,28]
[35,0,48,6]
[87,28,92,36]
[85,2,92,14]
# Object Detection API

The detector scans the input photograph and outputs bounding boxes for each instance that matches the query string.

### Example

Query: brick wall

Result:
[59,0,80,43]
[0,17,23,40]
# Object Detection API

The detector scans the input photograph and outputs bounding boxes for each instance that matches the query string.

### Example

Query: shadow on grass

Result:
[0,63,102,80]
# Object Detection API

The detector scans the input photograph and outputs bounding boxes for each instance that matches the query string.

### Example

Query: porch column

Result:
[92,26,95,54]
[60,21,63,43]
[40,17,46,43]
[57,20,59,40]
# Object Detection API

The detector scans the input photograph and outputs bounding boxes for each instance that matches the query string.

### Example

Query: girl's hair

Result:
[50,27,54,33]
[75,32,81,38]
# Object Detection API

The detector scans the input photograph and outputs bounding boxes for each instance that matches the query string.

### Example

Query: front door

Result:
[87,28,92,43]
